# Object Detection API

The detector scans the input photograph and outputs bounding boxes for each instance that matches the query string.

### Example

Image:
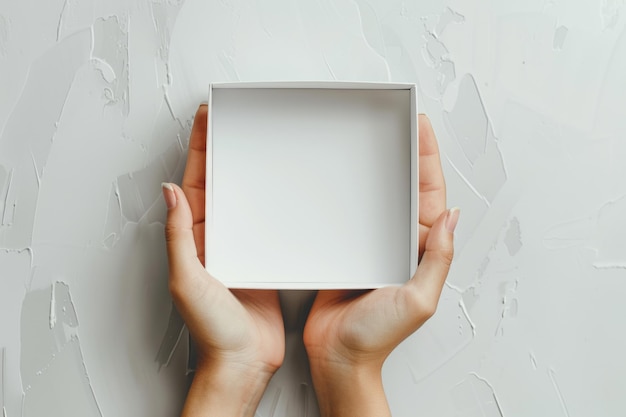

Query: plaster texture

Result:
[1,0,624,416]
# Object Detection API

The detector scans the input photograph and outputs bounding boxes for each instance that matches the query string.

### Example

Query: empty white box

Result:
[206,82,418,289]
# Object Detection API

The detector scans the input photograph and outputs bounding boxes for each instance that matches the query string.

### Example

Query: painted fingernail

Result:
[162,183,177,209]
[445,207,460,233]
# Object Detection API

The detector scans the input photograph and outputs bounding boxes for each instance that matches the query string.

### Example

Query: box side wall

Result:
[206,85,214,272]
[410,85,419,278]
[220,281,403,290]
[211,81,414,90]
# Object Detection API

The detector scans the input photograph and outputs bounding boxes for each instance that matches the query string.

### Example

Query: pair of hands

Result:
[161,105,458,417]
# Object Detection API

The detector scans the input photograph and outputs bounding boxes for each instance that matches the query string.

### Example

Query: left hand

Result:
[162,104,284,417]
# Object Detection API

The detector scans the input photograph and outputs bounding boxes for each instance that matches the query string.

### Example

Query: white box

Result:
[206,82,418,289]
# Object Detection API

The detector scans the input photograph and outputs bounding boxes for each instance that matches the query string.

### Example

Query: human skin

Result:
[162,107,458,417]
[302,115,457,417]
[162,104,284,417]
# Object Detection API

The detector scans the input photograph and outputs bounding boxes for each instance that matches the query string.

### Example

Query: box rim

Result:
[211,80,415,90]
[206,82,418,289]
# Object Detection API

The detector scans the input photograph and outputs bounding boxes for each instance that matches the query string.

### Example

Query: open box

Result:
[206,82,418,289]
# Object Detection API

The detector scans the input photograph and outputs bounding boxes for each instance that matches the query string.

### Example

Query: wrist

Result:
[182,360,274,417]
[308,359,390,417]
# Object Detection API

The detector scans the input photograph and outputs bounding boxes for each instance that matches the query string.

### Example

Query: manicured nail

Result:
[162,183,177,209]
[445,207,460,233]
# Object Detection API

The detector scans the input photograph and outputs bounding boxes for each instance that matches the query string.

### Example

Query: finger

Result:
[403,208,459,322]
[182,104,209,263]
[418,115,446,251]
[183,104,208,190]
[162,182,209,302]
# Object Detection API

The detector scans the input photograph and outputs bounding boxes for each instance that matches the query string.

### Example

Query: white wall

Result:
[1,0,625,415]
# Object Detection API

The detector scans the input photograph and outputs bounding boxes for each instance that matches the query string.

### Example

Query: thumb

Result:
[161,183,205,298]
[403,208,459,320]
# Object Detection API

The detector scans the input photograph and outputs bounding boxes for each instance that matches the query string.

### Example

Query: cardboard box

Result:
[206,82,418,289]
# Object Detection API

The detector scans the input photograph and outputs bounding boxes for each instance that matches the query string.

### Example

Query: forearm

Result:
[309,361,391,417]
[181,362,273,417]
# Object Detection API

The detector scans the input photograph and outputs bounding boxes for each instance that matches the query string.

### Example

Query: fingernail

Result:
[445,207,460,233]
[162,183,177,209]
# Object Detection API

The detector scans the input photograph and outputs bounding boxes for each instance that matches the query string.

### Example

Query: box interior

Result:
[208,87,413,289]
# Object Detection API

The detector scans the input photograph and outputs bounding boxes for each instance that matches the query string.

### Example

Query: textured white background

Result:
[1,0,625,416]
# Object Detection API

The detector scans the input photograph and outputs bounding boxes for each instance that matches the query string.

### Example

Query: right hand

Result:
[302,115,458,417]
